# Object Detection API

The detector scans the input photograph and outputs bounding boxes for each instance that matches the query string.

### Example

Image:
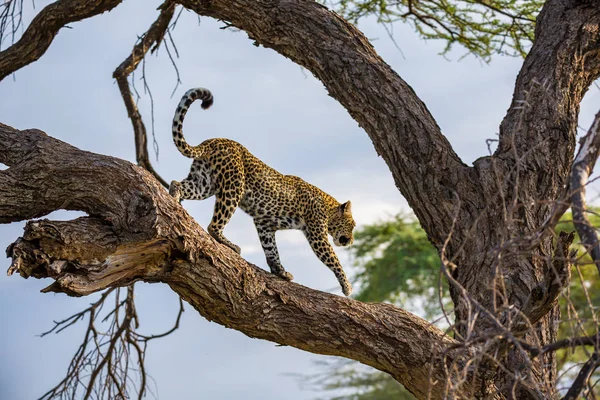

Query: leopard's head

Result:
[329,201,356,247]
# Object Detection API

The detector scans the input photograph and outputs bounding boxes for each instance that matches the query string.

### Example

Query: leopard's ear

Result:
[338,201,352,216]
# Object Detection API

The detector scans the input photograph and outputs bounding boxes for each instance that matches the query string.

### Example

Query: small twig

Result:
[525,332,600,358]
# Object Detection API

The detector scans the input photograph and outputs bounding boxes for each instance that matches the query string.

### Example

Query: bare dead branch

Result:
[134,297,184,343]
[34,286,148,400]
[531,333,600,358]
[0,0,124,82]
[571,111,600,274]
[112,1,176,188]
[563,353,600,400]
[0,0,25,50]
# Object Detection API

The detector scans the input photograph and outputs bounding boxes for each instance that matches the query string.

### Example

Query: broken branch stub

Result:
[7,217,174,296]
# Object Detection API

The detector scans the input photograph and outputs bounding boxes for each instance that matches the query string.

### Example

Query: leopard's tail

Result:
[172,88,214,158]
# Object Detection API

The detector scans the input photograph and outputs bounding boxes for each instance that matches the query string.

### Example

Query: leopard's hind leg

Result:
[169,159,214,202]
[254,216,295,281]
[207,154,245,254]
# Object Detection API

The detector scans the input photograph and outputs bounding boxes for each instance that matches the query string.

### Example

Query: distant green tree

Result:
[302,360,414,400]
[351,214,445,319]
[308,210,600,399]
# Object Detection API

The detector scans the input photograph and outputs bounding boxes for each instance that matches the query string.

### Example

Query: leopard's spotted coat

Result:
[169,88,355,296]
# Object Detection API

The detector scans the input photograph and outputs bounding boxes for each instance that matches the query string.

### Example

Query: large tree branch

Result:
[176,0,483,248]
[498,0,600,155]
[478,0,600,213]
[0,0,124,82]
[441,3,600,384]
[1,123,469,400]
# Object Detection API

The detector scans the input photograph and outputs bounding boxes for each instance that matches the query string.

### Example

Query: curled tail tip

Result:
[201,97,214,110]
[185,87,213,110]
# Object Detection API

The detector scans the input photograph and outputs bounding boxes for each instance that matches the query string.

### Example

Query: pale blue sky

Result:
[1,1,599,399]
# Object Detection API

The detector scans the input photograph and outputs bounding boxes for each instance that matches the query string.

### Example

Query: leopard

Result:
[169,87,355,296]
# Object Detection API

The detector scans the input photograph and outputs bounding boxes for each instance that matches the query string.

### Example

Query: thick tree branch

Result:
[480,0,600,208]
[0,0,124,82]
[1,123,468,399]
[176,0,482,248]
[499,0,600,153]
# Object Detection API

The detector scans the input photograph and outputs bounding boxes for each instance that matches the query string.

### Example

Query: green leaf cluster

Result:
[326,0,543,60]
[350,214,444,318]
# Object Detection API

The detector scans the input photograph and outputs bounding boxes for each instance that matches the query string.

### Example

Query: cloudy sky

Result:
[1,0,599,399]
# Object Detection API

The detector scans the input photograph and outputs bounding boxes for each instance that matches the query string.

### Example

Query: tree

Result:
[2,0,600,399]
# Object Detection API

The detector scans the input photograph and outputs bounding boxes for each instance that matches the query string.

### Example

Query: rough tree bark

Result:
[2,0,600,398]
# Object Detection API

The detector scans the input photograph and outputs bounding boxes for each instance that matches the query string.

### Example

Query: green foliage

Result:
[327,0,543,60]
[556,211,600,325]
[350,214,444,318]
[301,360,415,400]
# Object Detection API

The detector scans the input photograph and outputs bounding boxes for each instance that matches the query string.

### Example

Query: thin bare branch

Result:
[571,111,600,274]
[563,353,600,400]
[112,1,176,188]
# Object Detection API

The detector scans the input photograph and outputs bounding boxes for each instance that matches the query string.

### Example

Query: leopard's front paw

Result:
[277,270,294,281]
[169,180,182,203]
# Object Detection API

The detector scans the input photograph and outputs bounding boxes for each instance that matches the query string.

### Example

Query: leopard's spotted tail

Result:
[172,88,214,158]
